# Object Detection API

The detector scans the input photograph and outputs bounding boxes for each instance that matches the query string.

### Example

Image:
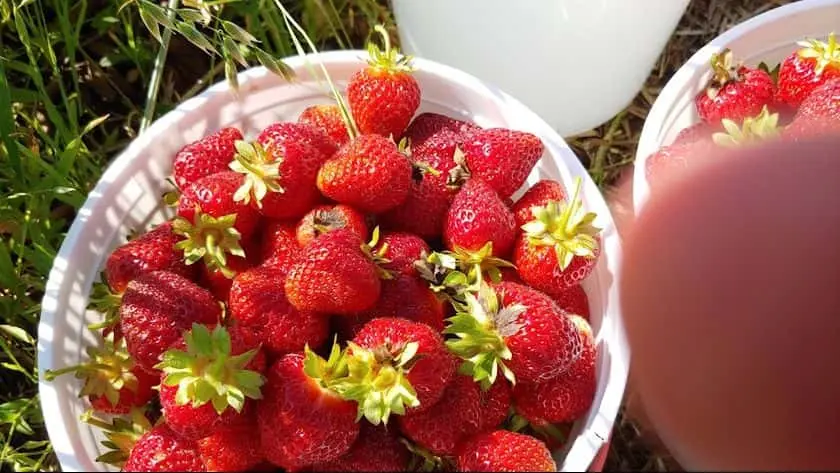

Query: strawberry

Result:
[695,49,776,124]
[174,171,260,279]
[479,378,513,431]
[444,178,516,258]
[198,253,254,302]
[44,336,156,415]
[172,127,243,191]
[312,422,411,472]
[784,78,840,141]
[498,267,523,284]
[299,104,352,149]
[513,315,597,426]
[337,273,446,340]
[257,121,337,163]
[513,177,602,297]
[258,348,360,470]
[316,134,413,214]
[455,129,544,199]
[455,430,556,472]
[401,112,479,158]
[672,121,719,147]
[296,204,368,247]
[511,180,567,228]
[644,138,715,184]
[259,219,302,273]
[197,417,264,472]
[377,231,430,275]
[338,317,458,423]
[156,324,266,440]
[551,284,590,321]
[776,33,840,108]
[347,26,421,139]
[229,266,329,356]
[122,423,206,472]
[445,280,582,387]
[119,271,221,371]
[284,229,383,315]
[228,137,323,220]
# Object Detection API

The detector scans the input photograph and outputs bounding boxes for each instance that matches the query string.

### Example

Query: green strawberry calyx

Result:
[303,338,350,391]
[414,250,482,308]
[44,334,140,408]
[448,242,516,284]
[712,105,780,148]
[797,32,840,76]
[87,279,123,332]
[361,226,397,280]
[705,48,742,99]
[173,207,245,279]
[444,278,522,390]
[229,139,285,208]
[81,407,154,468]
[522,177,601,271]
[330,339,421,426]
[155,323,264,415]
[367,24,416,75]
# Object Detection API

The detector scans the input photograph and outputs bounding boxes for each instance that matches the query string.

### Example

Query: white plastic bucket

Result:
[633,0,840,214]
[37,50,629,472]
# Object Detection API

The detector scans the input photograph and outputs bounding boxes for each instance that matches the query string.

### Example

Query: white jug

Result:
[392,0,691,137]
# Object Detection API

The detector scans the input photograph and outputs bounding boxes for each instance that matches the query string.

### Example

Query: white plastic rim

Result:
[37,50,629,472]
[633,0,840,214]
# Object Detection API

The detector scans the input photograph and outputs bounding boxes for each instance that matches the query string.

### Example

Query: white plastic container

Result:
[391,0,690,137]
[37,51,629,472]
[633,0,840,214]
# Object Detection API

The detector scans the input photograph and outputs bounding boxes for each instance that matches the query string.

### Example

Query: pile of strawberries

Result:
[47,27,603,473]
[646,32,840,184]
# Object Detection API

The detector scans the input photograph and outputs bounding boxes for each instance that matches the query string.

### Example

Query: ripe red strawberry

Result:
[284,229,383,315]
[445,281,582,386]
[551,284,590,321]
[513,315,597,426]
[511,180,567,228]
[644,138,716,185]
[156,324,266,440]
[337,273,445,339]
[299,104,352,149]
[695,49,776,124]
[119,271,221,371]
[377,231,430,275]
[257,121,337,163]
[401,112,479,158]
[347,26,421,139]
[172,127,242,191]
[514,178,602,297]
[311,422,411,472]
[444,178,516,258]
[197,416,264,472]
[198,254,253,302]
[455,430,556,472]
[317,134,413,214]
[341,317,458,423]
[458,129,544,199]
[784,78,840,141]
[229,266,329,356]
[122,423,206,472]
[228,137,323,220]
[258,349,360,470]
[296,204,368,247]
[776,33,840,108]
[672,121,718,147]
[259,219,302,273]
[44,337,157,415]
[479,378,513,431]
[104,220,196,294]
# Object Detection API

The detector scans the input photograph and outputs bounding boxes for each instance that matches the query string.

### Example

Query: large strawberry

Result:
[155,324,266,440]
[513,315,597,426]
[122,423,206,472]
[695,49,776,124]
[229,266,329,356]
[445,280,582,387]
[311,422,411,472]
[284,229,384,315]
[317,134,413,214]
[784,78,840,141]
[172,127,243,191]
[777,33,840,108]
[513,177,602,298]
[511,180,567,228]
[259,218,302,273]
[258,348,360,470]
[299,104,352,149]
[44,336,157,415]
[444,178,516,258]
[401,112,479,158]
[455,429,556,472]
[347,25,421,139]
[455,129,544,199]
[119,271,221,371]
[296,203,368,247]
[257,121,337,163]
[376,231,430,276]
[335,317,458,424]
[197,414,264,471]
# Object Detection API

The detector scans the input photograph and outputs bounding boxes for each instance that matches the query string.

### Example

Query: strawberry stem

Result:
[87,280,123,332]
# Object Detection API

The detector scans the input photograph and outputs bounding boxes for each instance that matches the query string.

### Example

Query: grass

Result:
[0,0,794,471]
